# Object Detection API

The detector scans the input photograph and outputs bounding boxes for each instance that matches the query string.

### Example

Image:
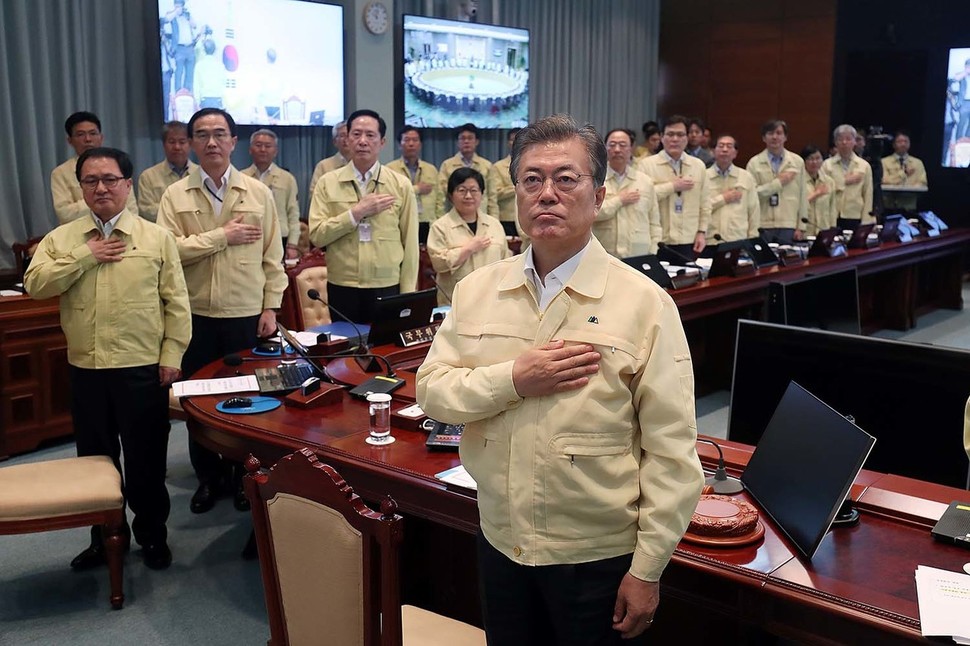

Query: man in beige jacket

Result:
[745,119,807,242]
[417,114,703,644]
[308,120,350,194]
[137,121,196,222]
[594,128,661,257]
[242,128,301,259]
[823,124,874,225]
[437,122,492,217]
[707,135,760,242]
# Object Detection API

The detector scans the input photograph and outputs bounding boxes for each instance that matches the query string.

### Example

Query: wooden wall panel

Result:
[658,0,836,165]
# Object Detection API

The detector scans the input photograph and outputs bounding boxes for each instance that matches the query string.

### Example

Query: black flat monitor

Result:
[766,267,861,335]
[501,221,519,237]
[744,237,779,268]
[729,320,970,488]
[708,240,745,278]
[368,288,437,347]
[741,380,876,559]
[621,254,673,289]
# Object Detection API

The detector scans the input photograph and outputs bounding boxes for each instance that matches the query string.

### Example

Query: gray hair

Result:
[833,124,857,141]
[509,114,607,188]
[160,120,187,140]
[332,120,347,142]
[250,129,278,145]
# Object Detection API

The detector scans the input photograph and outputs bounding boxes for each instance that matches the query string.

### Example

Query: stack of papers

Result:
[172,376,259,397]
[916,564,970,643]
[435,465,477,491]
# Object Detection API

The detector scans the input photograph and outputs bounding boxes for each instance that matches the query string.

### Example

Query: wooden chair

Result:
[280,249,330,331]
[0,455,126,609]
[243,449,485,646]
[282,96,307,123]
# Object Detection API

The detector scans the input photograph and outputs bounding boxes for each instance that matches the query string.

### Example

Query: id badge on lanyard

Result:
[674,193,684,214]
[353,179,374,243]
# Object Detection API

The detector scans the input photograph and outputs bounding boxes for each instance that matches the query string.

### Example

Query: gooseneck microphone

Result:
[306,289,368,350]
[426,274,452,305]
[222,352,396,378]
[695,437,744,494]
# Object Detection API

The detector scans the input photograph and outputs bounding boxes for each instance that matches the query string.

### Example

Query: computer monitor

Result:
[766,267,861,335]
[367,288,437,347]
[729,320,970,488]
[741,380,876,559]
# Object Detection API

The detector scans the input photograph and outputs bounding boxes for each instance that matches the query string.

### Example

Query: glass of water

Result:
[365,393,394,445]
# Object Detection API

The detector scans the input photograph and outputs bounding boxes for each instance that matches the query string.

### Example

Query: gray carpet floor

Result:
[3,285,970,644]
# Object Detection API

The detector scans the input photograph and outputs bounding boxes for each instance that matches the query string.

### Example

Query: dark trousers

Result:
[173,44,195,92]
[477,533,641,646]
[326,283,399,325]
[181,314,260,485]
[71,365,170,546]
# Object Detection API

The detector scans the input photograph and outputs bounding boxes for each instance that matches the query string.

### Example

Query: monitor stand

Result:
[831,498,861,527]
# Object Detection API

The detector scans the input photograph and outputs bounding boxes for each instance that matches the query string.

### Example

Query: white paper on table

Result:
[435,465,478,491]
[292,331,321,347]
[0,290,22,297]
[915,564,970,642]
[172,375,259,397]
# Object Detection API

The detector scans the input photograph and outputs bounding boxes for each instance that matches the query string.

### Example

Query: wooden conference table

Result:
[184,343,970,644]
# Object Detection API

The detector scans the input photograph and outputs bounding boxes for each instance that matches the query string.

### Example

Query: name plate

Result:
[398,324,439,347]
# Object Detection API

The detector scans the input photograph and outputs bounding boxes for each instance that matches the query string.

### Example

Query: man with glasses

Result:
[309,120,351,194]
[51,111,138,224]
[242,129,301,260]
[745,119,808,243]
[308,109,418,323]
[417,114,703,645]
[156,108,286,515]
[137,121,196,222]
[437,122,493,217]
[593,127,661,258]
[26,147,191,571]
[640,115,711,257]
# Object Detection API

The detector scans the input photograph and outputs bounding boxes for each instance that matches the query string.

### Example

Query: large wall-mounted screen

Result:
[944,47,970,166]
[158,0,344,126]
[403,14,530,129]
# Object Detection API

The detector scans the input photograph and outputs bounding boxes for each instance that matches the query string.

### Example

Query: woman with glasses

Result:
[426,168,510,305]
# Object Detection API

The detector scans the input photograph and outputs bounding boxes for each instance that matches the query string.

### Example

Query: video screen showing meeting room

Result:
[403,15,530,129]
[158,0,344,127]
[943,46,970,166]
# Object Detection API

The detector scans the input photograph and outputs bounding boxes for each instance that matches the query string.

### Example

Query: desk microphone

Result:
[222,352,396,378]
[696,437,744,494]
[426,274,452,305]
[306,288,382,373]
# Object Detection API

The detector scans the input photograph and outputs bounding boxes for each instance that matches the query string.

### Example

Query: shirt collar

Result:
[661,150,682,170]
[90,209,125,238]
[523,236,591,289]
[200,165,232,195]
[716,164,734,178]
[607,166,628,183]
[353,160,380,187]
[168,161,190,177]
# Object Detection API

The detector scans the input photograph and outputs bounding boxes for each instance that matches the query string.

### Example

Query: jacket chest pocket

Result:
[118,250,162,303]
[455,321,533,366]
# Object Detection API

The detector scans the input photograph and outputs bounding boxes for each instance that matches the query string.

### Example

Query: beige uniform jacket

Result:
[745,149,808,231]
[242,163,301,245]
[437,153,493,218]
[416,238,703,582]
[309,152,348,195]
[881,154,927,188]
[426,209,511,305]
[706,165,761,242]
[24,208,191,370]
[308,162,418,291]
[385,158,440,223]
[805,172,837,236]
[51,157,138,225]
[137,160,198,223]
[487,155,516,222]
[594,167,662,257]
[156,167,286,317]
[639,153,711,245]
[822,153,874,223]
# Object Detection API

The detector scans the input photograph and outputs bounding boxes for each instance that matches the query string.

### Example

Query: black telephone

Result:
[421,418,464,451]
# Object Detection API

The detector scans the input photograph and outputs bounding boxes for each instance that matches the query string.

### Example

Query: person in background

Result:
[25,147,190,571]
[386,126,440,236]
[426,168,509,305]
[417,114,703,644]
[51,111,137,224]
[242,129,301,260]
[487,129,520,223]
[745,119,807,242]
[137,121,196,222]
[801,145,836,235]
[706,135,760,242]
[156,108,285,515]
[594,127,661,257]
[686,118,714,168]
[822,124,874,225]
[633,120,661,159]
[438,122,493,217]
[881,130,927,211]
[309,121,351,194]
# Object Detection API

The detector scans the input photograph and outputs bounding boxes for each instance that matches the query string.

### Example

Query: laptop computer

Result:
[707,241,746,278]
[743,237,780,268]
[847,223,878,249]
[367,288,438,347]
[621,254,673,289]
[808,227,847,258]
[758,227,795,245]
[879,215,903,243]
[309,110,326,125]
[252,325,327,394]
[741,380,876,559]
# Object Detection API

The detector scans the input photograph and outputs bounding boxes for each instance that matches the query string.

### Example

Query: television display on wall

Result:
[403,14,530,129]
[944,47,970,167]
[157,0,344,126]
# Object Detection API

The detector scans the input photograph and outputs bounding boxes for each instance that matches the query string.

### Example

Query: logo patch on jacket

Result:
[587,316,599,324]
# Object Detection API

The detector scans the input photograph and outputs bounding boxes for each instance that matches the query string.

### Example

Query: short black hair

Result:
[761,119,789,136]
[641,120,659,136]
[689,117,707,131]
[605,128,635,146]
[347,109,386,138]
[715,134,738,150]
[398,125,421,141]
[447,167,485,195]
[662,115,690,132]
[893,129,911,140]
[457,123,480,139]
[800,144,824,160]
[76,147,133,181]
[188,108,238,138]
[65,111,101,137]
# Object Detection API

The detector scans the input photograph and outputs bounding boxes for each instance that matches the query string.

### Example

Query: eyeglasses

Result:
[192,130,231,142]
[516,172,594,194]
[454,187,481,197]
[79,175,126,190]
[606,141,631,149]
[663,131,688,139]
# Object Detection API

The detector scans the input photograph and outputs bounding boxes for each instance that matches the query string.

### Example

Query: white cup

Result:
[365,393,394,445]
